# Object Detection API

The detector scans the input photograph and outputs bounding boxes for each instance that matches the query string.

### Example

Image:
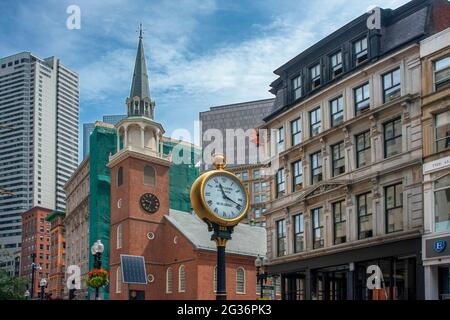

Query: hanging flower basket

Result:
[86,268,109,288]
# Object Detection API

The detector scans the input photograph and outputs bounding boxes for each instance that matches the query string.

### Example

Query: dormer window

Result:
[292,75,302,100]
[310,64,321,89]
[354,37,368,65]
[330,51,343,78]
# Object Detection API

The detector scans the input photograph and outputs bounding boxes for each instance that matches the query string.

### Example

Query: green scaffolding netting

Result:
[88,125,116,300]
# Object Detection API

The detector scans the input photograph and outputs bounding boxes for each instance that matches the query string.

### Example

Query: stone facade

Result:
[420,27,450,300]
[260,0,450,300]
[63,157,90,299]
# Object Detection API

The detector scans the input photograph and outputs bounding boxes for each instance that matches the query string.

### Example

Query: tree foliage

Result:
[0,269,28,300]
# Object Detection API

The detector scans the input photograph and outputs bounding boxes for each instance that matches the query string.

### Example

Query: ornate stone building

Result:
[261,0,449,300]
[63,157,90,299]
[420,27,450,300]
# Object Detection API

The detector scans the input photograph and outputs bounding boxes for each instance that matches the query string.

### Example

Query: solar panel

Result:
[120,255,148,285]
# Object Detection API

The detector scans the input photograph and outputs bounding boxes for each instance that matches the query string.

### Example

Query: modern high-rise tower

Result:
[0,52,79,273]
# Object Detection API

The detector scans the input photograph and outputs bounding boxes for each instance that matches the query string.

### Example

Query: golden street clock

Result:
[190,155,249,227]
[140,193,160,214]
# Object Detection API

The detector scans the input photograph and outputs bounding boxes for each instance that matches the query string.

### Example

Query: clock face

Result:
[202,173,248,221]
[140,193,160,214]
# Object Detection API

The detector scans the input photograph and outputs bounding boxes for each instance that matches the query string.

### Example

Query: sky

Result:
[0,0,411,162]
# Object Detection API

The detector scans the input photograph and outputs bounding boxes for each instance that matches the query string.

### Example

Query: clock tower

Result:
[108,25,171,300]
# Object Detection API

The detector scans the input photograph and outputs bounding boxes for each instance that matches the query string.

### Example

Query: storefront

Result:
[423,156,450,300]
[271,237,423,300]
[422,156,450,300]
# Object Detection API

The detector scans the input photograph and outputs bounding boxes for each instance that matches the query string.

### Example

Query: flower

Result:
[86,268,109,288]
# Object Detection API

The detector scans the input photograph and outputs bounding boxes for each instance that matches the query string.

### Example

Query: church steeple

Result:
[127,23,155,119]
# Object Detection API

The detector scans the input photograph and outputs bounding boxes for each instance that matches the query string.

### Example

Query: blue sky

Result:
[0,0,410,161]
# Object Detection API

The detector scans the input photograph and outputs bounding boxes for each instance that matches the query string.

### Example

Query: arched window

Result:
[116,267,121,293]
[144,165,156,186]
[178,265,186,293]
[236,267,245,294]
[117,167,123,186]
[213,265,217,292]
[166,267,173,293]
[116,224,122,249]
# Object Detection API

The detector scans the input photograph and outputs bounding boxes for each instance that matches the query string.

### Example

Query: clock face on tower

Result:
[140,193,160,214]
[202,173,248,221]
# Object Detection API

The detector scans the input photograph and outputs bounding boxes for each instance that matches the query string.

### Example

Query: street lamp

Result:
[255,255,269,299]
[91,240,104,300]
[39,278,47,300]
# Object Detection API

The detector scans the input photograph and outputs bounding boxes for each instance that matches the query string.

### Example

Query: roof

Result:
[130,34,151,100]
[165,209,267,257]
[45,210,65,222]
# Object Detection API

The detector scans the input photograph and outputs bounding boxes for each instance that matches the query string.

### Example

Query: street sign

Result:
[120,255,147,284]
[262,285,275,300]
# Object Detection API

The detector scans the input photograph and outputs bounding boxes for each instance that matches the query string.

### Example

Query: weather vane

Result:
[137,23,144,39]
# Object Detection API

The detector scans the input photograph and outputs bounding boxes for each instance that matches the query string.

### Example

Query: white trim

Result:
[116,266,121,293]
[166,267,173,294]
[236,267,246,294]
[178,265,186,293]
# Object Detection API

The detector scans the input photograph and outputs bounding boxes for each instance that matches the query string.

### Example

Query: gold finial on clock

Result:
[212,154,226,170]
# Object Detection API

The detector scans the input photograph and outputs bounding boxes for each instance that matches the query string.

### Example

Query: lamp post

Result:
[30,253,42,299]
[39,278,47,300]
[91,240,104,300]
[255,255,269,299]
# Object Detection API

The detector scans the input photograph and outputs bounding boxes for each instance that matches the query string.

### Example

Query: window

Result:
[385,183,403,233]
[241,171,248,181]
[310,151,322,184]
[384,117,402,158]
[330,96,344,127]
[117,167,123,186]
[354,37,368,64]
[356,131,371,168]
[434,174,450,232]
[357,192,373,239]
[236,267,246,294]
[354,83,370,115]
[178,265,186,292]
[309,107,321,137]
[330,51,343,77]
[382,68,401,103]
[435,111,450,152]
[331,142,345,176]
[434,56,450,90]
[292,75,302,100]
[291,118,302,146]
[310,64,321,89]
[312,208,324,249]
[276,219,286,257]
[253,169,261,179]
[116,267,121,293]
[166,267,173,293]
[333,201,346,244]
[276,168,285,198]
[292,160,303,191]
[116,224,122,249]
[144,165,156,186]
[276,126,285,153]
[293,214,304,253]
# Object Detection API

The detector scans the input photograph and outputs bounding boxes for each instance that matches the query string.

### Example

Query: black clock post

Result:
[205,220,234,300]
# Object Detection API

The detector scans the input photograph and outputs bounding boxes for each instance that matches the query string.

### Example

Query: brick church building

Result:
[108,28,266,300]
